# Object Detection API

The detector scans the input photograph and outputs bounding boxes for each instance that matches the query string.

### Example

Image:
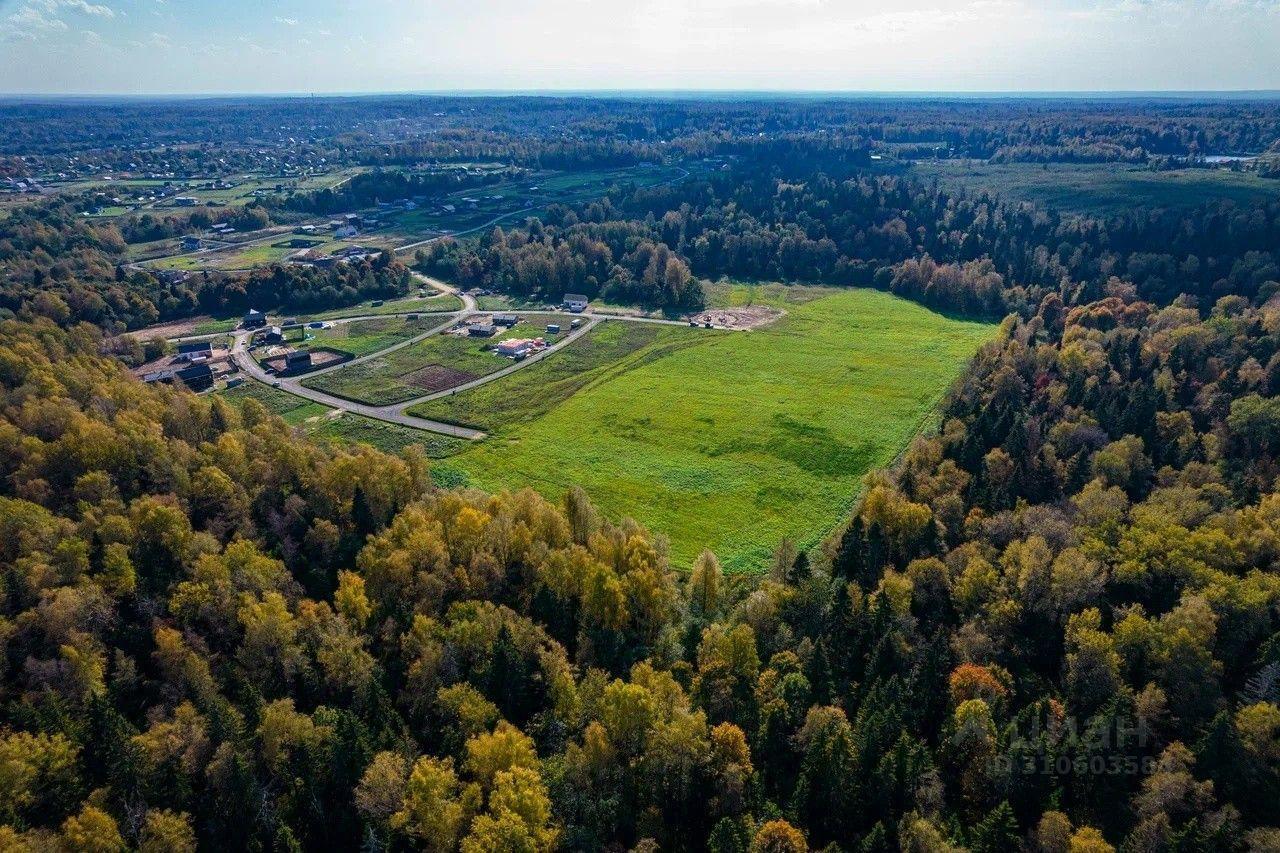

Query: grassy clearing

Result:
[408,321,701,430]
[150,241,299,271]
[433,288,995,573]
[303,294,463,321]
[304,314,565,406]
[299,316,438,358]
[903,161,1280,216]
[702,280,840,310]
[473,295,548,311]
[217,382,465,456]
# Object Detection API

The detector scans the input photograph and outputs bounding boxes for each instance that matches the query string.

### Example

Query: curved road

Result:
[387,316,601,413]
[226,275,486,439]
[211,273,732,441]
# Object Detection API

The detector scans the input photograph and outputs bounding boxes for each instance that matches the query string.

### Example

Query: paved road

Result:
[389,316,601,412]
[229,329,487,440]
[207,270,740,441]
[394,209,536,254]
[225,275,486,439]
[301,311,463,381]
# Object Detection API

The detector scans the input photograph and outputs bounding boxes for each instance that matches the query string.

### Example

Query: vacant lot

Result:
[218,382,465,457]
[904,161,1280,216]
[431,288,996,573]
[409,321,703,431]
[304,314,564,405]
[299,316,439,357]
[303,294,463,320]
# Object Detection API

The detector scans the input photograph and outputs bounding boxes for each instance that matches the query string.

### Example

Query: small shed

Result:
[468,324,497,338]
[546,324,560,335]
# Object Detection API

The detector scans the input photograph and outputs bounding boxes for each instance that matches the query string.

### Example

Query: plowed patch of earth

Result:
[687,305,782,330]
[403,364,479,393]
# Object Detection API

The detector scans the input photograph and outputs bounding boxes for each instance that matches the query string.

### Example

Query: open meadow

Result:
[901,160,1280,216]
[425,287,996,572]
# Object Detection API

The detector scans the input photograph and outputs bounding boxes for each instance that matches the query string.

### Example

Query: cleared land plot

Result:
[304,314,565,405]
[261,348,348,374]
[133,315,241,340]
[298,316,441,358]
[151,241,301,271]
[408,321,702,431]
[902,161,1280,216]
[133,296,458,342]
[303,294,463,320]
[217,382,465,457]
[430,288,996,573]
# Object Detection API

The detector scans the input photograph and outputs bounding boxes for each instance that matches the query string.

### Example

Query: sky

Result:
[0,0,1279,95]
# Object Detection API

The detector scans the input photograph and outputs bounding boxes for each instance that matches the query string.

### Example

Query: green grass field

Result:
[218,382,465,457]
[304,314,565,406]
[303,294,463,320]
[427,288,995,573]
[299,316,438,358]
[408,321,702,431]
[903,161,1280,216]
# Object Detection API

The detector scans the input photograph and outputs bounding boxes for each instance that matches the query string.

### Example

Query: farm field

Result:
[901,160,1280,216]
[217,382,466,457]
[428,287,996,573]
[303,313,566,405]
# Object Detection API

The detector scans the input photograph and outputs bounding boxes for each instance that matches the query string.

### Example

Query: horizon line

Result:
[2,87,1280,102]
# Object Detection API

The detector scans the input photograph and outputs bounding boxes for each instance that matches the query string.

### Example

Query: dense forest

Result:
[2,96,1280,851]
[5,95,1280,175]
[416,165,1280,320]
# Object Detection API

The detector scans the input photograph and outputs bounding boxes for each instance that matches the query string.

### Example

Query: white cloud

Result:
[2,0,114,43]
[5,4,70,35]
[274,16,298,25]
[61,0,115,17]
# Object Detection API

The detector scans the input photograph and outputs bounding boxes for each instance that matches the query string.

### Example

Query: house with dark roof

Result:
[243,309,267,329]
[176,363,214,391]
[177,341,212,358]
